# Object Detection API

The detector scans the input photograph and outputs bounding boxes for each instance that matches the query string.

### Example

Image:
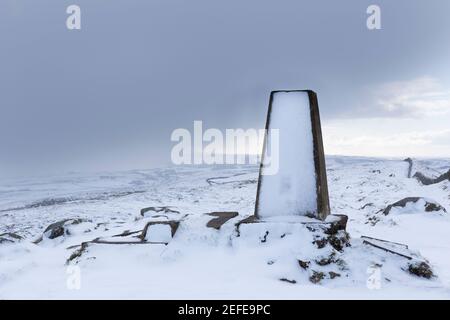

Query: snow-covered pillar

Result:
[255,90,330,220]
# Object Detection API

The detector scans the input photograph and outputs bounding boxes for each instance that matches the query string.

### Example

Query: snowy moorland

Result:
[1,156,450,299]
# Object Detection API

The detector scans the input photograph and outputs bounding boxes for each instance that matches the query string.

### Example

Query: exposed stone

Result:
[329,271,341,279]
[408,261,434,279]
[206,212,238,230]
[112,230,141,237]
[315,253,336,266]
[328,231,350,251]
[46,224,65,239]
[313,237,327,249]
[279,278,297,284]
[37,218,88,243]
[260,231,269,243]
[316,258,332,266]
[324,215,348,235]
[424,202,445,213]
[298,260,310,270]
[360,203,374,210]
[66,242,89,264]
[413,170,450,186]
[140,206,179,216]
[404,158,413,178]
[383,197,446,215]
[312,229,350,251]
[367,215,380,226]
[336,258,348,271]
[309,271,325,284]
[0,232,23,244]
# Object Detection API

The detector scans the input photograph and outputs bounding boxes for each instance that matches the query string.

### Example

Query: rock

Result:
[408,261,434,279]
[383,197,446,215]
[140,206,179,216]
[112,230,141,237]
[360,203,374,210]
[315,253,336,266]
[328,231,350,251]
[309,271,325,284]
[324,214,348,235]
[328,271,341,279]
[45,223,66,239]
[206,212,238,230]
[404,158,413,178]
[40,218,86,242]
[66,242,89,264]
[260,231,269,243]
[0,232,23,244]
[279,278,297,284]
[313,237,328,249]
[424,202,446,212]
[413,170,450,185]
[298,260,310,270]
[312,229,350,251]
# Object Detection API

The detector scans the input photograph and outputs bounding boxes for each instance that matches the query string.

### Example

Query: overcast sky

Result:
[1,0,450,177]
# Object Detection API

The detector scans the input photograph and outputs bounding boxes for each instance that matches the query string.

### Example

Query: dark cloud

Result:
[1,0,450,177]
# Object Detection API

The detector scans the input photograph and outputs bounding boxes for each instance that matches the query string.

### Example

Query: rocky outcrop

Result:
[404,158,413,178]
[383,197,446,215]
[206,212,239,230]
[408,261,434,279]
[35,218,87,243]
[404,157,450,185]
[140,206,180,216]
[0,232,23,244]
[413,170,450,186]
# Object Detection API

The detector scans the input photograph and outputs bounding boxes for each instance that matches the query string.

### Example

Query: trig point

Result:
[255,90,330,221]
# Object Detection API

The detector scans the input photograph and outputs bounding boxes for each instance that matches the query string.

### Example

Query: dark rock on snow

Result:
[140,206,180,216]
[0,232,23,244]
[408,261,434,279]
[383,197,446,215]
[309,271,325,284]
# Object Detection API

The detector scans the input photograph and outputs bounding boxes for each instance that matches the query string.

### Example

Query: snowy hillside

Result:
[1,156,450,299]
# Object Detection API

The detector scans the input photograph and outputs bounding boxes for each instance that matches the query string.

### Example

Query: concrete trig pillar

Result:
[255,90,330,221]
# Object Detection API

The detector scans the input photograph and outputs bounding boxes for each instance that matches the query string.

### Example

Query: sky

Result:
[1,0,450,177]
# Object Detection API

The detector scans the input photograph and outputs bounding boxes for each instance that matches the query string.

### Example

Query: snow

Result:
[258,91,317,218]
[388,198,445,215]
[145,224,173,243]
[1,156,450,299]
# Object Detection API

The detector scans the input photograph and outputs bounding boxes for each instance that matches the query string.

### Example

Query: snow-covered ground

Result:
[1,156,450,299]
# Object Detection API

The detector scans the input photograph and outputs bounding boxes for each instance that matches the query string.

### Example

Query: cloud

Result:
[329,129,450,148]
[324,127,450,157]
[367,77,450,118]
